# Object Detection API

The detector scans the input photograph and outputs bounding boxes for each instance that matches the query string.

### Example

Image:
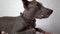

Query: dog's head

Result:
[22,0,53,19]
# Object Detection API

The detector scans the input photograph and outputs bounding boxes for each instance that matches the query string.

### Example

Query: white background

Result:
[0,0,60,34]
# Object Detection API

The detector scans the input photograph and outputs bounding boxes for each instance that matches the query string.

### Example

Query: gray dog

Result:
[0,0,53,34]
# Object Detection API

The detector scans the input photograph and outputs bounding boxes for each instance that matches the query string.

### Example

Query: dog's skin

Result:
[0,0,53,34]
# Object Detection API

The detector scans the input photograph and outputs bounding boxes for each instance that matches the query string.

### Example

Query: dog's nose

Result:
[50,10,53,12]
[48,10,53,15]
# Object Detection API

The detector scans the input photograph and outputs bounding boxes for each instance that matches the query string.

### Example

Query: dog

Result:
[0,0,53,34]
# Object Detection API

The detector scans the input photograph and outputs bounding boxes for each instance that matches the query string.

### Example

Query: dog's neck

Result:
[23,14,35,20]
[21,13,36,25]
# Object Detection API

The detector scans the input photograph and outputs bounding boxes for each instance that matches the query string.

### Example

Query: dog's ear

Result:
[22,0,29,9]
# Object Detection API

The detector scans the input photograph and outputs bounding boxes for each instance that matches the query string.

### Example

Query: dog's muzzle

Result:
[36,6,53,19]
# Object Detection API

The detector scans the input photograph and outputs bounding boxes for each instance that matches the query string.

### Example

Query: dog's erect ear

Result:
[22,0,36,9]
[22,0,29,9]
